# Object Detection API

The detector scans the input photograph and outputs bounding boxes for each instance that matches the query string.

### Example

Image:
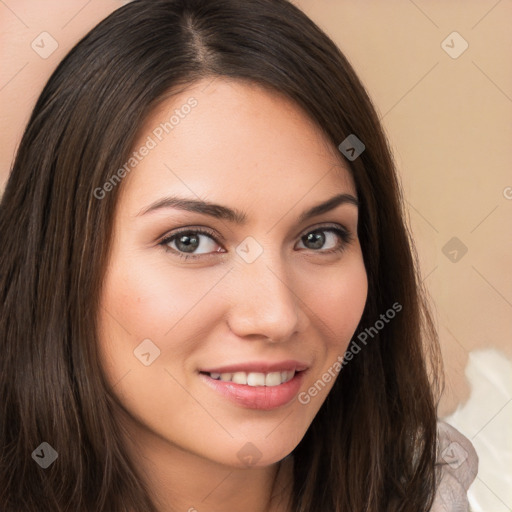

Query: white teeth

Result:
[231,372,247,385]
[265,372,282,387]
[208,370,296,386]
[247,372,266,386]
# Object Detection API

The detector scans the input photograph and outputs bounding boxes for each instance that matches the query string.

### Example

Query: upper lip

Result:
[200,360,309,374]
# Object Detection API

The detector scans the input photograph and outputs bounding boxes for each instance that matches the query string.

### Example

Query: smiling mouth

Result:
[199,367,307,410]
[200,370,297,386]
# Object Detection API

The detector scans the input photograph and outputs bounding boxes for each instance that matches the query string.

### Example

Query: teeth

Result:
[232,372,247,385]
[247,372,266,386]
[265,372,282,386]
[208,370,295,386]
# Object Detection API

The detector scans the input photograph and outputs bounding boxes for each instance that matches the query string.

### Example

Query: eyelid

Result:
[159,225,223,240]
[159,226,225,255]
[297,222,351,238]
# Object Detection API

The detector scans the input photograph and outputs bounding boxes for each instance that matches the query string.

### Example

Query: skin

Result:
[97,77,368,512]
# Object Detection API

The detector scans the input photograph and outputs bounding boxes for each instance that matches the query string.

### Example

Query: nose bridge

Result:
[226,241,303,340]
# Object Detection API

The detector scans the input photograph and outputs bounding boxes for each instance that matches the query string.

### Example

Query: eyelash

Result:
[159,224,353,261]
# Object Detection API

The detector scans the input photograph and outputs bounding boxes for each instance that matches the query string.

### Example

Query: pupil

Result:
[177,233,199,253]
[304,231,324,249]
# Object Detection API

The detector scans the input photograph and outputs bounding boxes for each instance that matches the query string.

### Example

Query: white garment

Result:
[430,421,479,511]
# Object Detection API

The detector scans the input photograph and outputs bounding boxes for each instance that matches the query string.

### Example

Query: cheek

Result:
[97,250,230,374]
[303,252,368,350]
[96,256,227,436]
[294,253,367,409]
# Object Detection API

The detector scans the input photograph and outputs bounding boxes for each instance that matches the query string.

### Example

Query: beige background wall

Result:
[1,0,511,509]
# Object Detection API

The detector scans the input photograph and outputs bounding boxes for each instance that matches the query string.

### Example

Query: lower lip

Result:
[199,371,306,410]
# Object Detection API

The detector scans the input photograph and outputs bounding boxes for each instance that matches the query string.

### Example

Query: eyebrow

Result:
[138,192,359,224]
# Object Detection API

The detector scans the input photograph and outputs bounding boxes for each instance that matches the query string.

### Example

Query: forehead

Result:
[118,78,355,215]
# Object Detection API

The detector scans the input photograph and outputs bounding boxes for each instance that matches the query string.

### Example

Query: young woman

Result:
[0,0,477,510]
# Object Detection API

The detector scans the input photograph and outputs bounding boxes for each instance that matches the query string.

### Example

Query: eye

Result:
[159,228,224,260]
[159,224,353,261]
[295,225,352,253]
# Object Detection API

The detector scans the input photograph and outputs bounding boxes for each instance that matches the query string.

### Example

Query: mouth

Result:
[198,362,309,410]
[199,370,297,386]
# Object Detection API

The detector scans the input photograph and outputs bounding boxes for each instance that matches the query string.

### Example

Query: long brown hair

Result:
[0,0,442,510]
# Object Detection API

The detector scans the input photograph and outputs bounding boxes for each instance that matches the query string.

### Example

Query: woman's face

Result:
[98,78,368,469]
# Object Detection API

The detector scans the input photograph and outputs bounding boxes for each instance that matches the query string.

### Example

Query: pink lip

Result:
[199,370,306,410]
[199,360,309,374]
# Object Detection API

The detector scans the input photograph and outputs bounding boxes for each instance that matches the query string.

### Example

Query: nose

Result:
[225,252,308,342]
